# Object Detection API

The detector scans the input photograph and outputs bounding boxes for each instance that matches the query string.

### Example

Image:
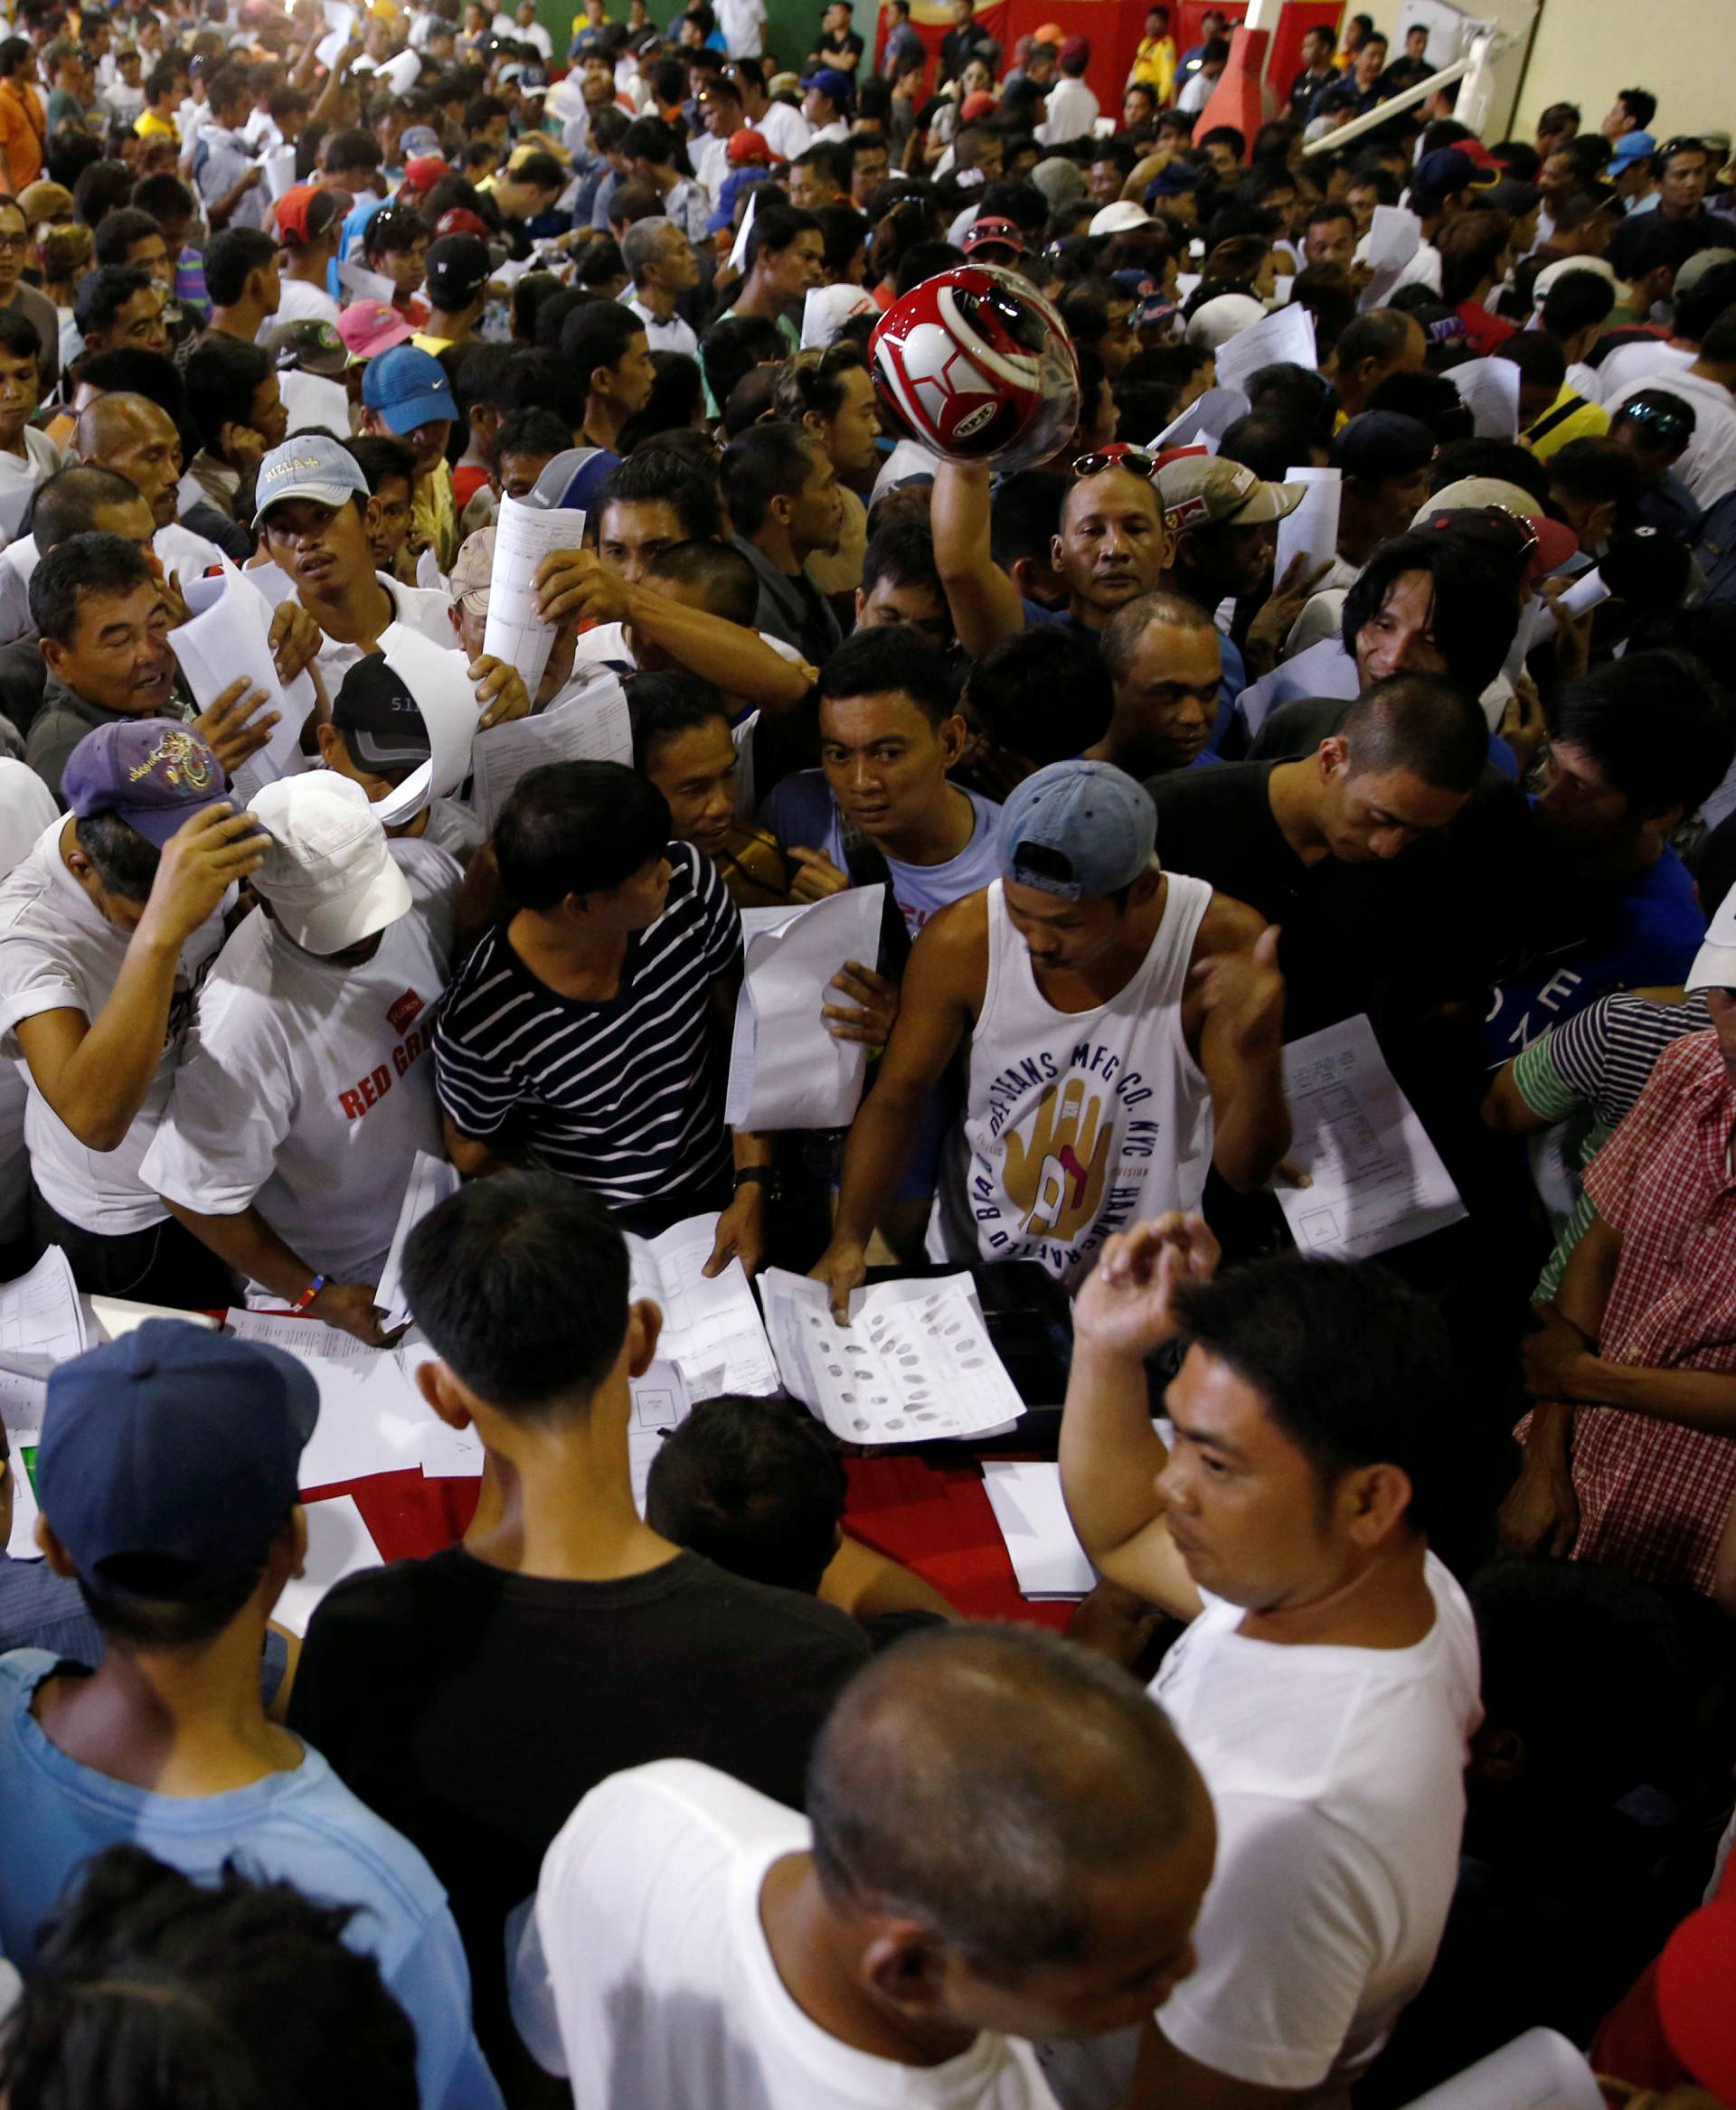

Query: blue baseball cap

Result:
[1609,128,1656,171]
[361,344,456,435]
[253,431,369,524]
[36,1321,318,1597]
[799,65,855,106]
[62,719,230,848]
[997,760,1157,900]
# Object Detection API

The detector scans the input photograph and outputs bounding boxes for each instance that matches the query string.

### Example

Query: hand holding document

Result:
[626,1215,778,1398]
[368,626,482,827]
[470,671,633,826]
[982,1462,1094,1598]
[724,887,885,1129]
[1276,1014,1467,1260]
[760,1269,1024,1444]
[483,493,588,696]
[224,1310,443,1489]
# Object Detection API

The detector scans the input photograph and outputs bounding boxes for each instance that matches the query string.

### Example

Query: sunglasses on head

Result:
[1621,399,1692,440]
[1073,447,1158,480]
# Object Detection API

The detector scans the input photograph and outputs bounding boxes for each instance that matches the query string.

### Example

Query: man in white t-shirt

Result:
[1058,1218,1482,2109]
[512,1624,1217,2108]
[0,718,268,1303]
[143,775,460,1347]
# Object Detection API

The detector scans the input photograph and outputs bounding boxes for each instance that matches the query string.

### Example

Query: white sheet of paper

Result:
[981,1461,1094,1599]
[760,1269,1023,1445]
[280,367,354,438]
[728,187,759,274]
[724,887,883,1130]
[1274,466,1342,589]
[627,1357,693,1515]
[315,26,348,69]
[84,1295,218,1342]
[1147,385,1249,454]
[1211,301,1318,398]
[481,493,587,695]
[336,258,397,306]
[262,143,298,202]
[1369,203,1422,273]
[415,546,446,595]
[1557,566,1609,618]
[1448,356,1521,439]
[469,673,633,827]
[4,1427,42,1557]
[224,1310,439,1488]
[372,48,420,95]
[368,625,482,827]
[0,1248,88,1380]
[273,1494,384,1636]
[1276,1015,1467,1261]
[1396,2028,1603,2110]
[170,568,313,800]
[376,1152,461,1333]
[626,1214,779,1399]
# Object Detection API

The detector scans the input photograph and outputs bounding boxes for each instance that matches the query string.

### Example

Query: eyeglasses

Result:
[0,234,26,253]
[1073,447,1158,479]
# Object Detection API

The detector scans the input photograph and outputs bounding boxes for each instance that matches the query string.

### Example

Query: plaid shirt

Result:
[1565,1030,1736,1593]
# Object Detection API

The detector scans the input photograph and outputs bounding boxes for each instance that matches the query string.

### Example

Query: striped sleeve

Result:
[433,941,529,1141]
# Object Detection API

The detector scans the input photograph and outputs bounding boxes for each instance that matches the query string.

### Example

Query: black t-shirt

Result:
[818,27,864,65]
[288,1546,870,2063]
[1147,753,1527,1041]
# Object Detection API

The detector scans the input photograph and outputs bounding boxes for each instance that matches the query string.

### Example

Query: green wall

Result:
[527,0,885,84]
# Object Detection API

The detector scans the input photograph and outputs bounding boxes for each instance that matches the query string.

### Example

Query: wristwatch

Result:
[732,1165,778,1201]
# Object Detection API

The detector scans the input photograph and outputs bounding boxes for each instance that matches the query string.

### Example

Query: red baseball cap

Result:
[435,207,491,239]
[727,127,772,166]
[1656,1858,1736,2105]
[400,154,449,194]
[962,214,1026,257]
[275,184,344,246]
[337,298,414,362]
[960,90,998,122]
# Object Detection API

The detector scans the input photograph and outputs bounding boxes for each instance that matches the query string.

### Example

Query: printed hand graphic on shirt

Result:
[1001,1078,1112,1241]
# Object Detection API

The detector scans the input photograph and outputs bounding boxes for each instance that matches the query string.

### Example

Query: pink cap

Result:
[960,89,998,121]
[337,299,414,361]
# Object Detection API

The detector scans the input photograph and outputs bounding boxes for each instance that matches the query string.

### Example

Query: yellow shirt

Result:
[1129,34,1176,103]
[413,457,459,574]
[1523,382,1611,462]
[410,332,454,357]
[134,108,179,145]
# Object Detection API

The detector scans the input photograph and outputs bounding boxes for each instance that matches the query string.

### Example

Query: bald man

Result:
[514,1624,1216,2106]
[73,391,230,581]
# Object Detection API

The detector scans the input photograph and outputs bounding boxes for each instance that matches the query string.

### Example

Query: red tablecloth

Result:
[316,1452,1073,1633]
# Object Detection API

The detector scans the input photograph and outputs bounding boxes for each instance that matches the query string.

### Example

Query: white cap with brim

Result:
[248,774,412,955]
[251,433,369,528]
[1687,884,1736,992]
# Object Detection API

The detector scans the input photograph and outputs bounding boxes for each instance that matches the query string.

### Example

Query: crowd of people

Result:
[0,0,1731,2103]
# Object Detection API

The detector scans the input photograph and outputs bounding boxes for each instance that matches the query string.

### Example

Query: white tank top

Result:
[932,873,1215,1289]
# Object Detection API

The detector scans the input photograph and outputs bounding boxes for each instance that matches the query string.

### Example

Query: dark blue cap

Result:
[37,1320,319,1598]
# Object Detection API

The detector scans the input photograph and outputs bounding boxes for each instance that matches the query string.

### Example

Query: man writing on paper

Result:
[0,717,267,1304]
[811,760,1289,1305]
[142,775,460,1347]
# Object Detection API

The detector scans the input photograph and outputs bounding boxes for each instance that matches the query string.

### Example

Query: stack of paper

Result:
[760,1270,1024,1445]
[170,565,316,800]
[981,1461,1094,1598]
[1276,1015,1467,1260]
[470,670,634,826]
[627,1357,693,1516]
[482,493,587,696]
[375,1152,462,1333]
[0,1248,88,1380]
[626,1215,778,1399]
[724,887,884,1129]
[273,1494,385,1635]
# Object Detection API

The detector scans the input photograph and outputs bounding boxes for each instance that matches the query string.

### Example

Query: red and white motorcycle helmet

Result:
[870,264,1081,474]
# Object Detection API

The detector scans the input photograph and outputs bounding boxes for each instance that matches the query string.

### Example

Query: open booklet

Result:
[759,1269,1024,1446]
[625,1215,779,1399]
